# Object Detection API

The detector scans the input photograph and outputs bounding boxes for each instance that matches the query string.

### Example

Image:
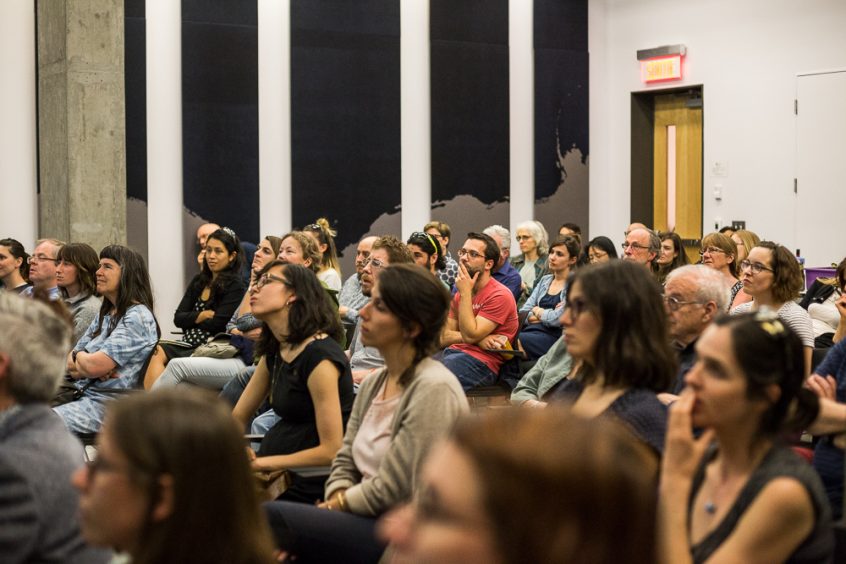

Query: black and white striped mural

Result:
[122,0,588,280]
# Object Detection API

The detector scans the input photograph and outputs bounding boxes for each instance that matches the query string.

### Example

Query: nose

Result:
[71,465,88,492]
[684,360,703,388]
[360,300,372,320]
[560,306,572,327]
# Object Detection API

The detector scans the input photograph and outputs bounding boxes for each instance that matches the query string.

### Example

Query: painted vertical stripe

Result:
[509,0,534,252]
[258,0,292,237]
[400,0,431,238]
[0,0,37,247]
[146,0,185,336]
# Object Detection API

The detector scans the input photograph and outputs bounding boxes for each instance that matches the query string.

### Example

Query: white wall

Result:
[589,0,846,251]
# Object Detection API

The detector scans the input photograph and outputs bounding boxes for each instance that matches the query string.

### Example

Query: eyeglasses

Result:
[564,297,589,321]
[699,246,727,256]
[663,295,702,312]
[515,235,533,242]
[362,257,386,269]
[588,251,608,263]
[85,454,128,482]
[739,259,773,274]
[27,254,58,265]
[304,223,322,232]
[621,242,648,251]
[457,248,484,260]
[253,273,289,290]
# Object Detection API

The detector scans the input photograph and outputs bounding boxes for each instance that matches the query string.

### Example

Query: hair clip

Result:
[221,226,236,238]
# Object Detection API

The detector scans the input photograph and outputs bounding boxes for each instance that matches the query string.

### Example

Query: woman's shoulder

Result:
[301,336,348,365]
[409,359,469,396]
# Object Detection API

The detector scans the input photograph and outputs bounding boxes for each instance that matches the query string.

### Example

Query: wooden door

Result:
[653,93,702,264]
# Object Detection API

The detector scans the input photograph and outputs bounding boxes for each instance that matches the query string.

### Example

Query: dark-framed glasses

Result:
[739,259,773,274]
[254,273,289,290]
[457,248,484,260]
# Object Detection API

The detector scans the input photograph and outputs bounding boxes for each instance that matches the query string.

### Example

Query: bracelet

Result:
[337,491,348,512]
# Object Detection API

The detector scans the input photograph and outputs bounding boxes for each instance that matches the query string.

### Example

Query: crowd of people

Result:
[2,217,846,563]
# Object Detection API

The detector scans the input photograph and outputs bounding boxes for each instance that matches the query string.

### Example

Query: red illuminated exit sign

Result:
[637,45,686,84]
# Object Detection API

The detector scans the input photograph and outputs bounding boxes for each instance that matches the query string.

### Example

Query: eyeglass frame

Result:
[362,256,387,270]
[253,273,289,291]
[739,259,774,274]
[663,295,703,312]
[456,248,485,260]
[27,254,59,266]
[621,242,649,252]
[699,246,728,257]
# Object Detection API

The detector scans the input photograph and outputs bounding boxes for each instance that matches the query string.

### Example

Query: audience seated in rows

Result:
[423,221,459,289]
[440,232,519,391]
[56,242,103,342]
[547,260,675,457]
[511,220,549,302]
[144,228,246,388]
[660,312,833,563]
[54,245,160,434]
[0,238,31,294]
[731,240,814,374]
[0,293,110,563]
[339,235,377,325]
[518,235,579,360]
[151,235,281,391]
[482,224,522,301]
[304,218,343,292]
[75,388,276,564]
[382,408,659,564]
[21,238,64,300]
[233,262,354,503]
[263,264,468,562]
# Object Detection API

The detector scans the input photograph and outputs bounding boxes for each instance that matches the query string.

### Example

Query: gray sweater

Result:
[510,337,574,404]
[324,358,468,516]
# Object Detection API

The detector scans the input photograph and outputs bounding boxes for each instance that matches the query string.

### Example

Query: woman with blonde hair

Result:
[304,218,343,292]
[730,229,761,264]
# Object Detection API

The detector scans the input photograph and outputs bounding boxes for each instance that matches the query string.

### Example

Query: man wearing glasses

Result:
[348,236,414,384]
[622,227,659,270]
[662,265,728,395]
[338,235,378,325]
[21,238,64,301]
[441,233,519,391]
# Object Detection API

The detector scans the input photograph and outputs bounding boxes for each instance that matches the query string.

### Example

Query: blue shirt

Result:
[20,285,61,301]
[492,261,522,302]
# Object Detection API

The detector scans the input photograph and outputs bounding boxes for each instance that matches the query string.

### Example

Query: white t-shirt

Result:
[318,268,342,292]
[351,381,401,480]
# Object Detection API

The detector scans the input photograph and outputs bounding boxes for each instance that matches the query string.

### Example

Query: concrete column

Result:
[37,0,126,249]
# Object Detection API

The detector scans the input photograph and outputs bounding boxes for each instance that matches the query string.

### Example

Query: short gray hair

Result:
[0,293,71,403]
[646,229,661,255]
[666,264,730,312]
[515,220,550,256]
[483,225,511,249]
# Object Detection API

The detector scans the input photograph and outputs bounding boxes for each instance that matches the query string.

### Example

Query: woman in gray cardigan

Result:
[263,264,468,563]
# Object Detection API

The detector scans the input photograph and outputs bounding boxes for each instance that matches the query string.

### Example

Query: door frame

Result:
[630,86,704,239]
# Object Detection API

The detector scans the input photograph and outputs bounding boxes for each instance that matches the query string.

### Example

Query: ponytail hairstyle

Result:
[714,310,819,438]
[304,218,341,276]
[375,264,451,387]
[0,238,31,281]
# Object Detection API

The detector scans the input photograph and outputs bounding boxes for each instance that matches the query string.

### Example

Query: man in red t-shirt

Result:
[441,232,519,391]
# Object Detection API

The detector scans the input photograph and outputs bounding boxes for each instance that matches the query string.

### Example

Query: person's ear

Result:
[764,383,781,406]
[405,323,422,340]
[151,474,175,523]
[702,301,719,323]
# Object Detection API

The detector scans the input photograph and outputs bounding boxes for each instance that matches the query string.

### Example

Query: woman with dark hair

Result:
[383,409,658,564]
[264,264,468,563]
[56,242,102,342]
[0,237,31,294]
[586,235,618,264]
[54,245,160,434]
[732,241,814,374]
[549,260,675,457]
[800,256,846,348]
[406,231,447,282]
[660,312,833,563]
[304,218,343,292]
[144,227,246,388]
[73,388,275,564]
[151,236,282,391]
[700,232,749,309]
[657,231,690,284]
[233,261,353,501]
[517,235,580,360]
